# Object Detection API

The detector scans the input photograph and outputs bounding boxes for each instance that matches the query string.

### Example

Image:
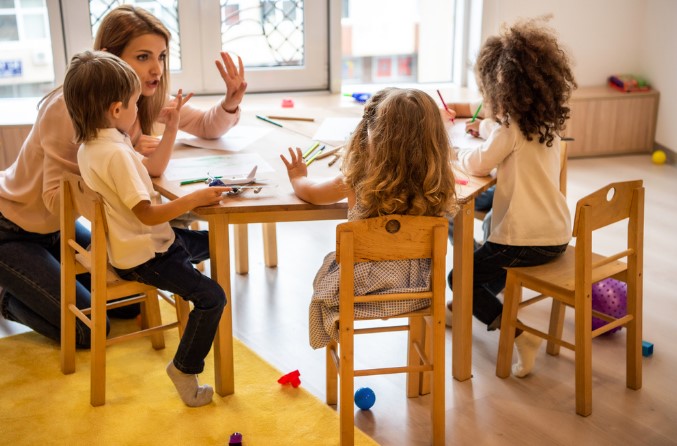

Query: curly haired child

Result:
[281,87,458,348]
[447,17,577,377]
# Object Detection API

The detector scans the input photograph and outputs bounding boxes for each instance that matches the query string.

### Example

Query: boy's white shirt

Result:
[77,128,175,269]
[456,119,572,246]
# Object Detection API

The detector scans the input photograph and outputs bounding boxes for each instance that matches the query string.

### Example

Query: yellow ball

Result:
[652,150,667,165]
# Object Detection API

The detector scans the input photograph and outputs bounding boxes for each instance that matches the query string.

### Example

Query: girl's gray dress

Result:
[308,206,433,349]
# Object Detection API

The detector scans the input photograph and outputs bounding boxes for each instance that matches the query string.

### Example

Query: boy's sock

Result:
[166,361,214,407]
[512,332,542,378]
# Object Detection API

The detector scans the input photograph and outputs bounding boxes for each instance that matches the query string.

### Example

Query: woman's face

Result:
[119,33,167,97]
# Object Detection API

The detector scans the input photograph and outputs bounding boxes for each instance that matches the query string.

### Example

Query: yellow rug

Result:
[0,320,378,445]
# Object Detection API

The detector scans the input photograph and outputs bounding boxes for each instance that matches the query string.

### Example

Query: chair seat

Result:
[507,246,627,300]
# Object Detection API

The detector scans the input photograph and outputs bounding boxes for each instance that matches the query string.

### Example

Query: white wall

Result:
[480,0,676,151]
[641,0,677,151]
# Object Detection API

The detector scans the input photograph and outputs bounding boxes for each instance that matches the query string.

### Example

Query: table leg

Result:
[208,214,235,396]
[262,222,278,267]
[452,200,475,381]
[234,224,249,274]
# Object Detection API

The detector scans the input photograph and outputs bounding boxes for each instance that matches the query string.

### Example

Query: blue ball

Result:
[354,387,376,410]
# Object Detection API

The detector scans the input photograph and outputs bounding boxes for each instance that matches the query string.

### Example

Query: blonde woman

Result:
[281,88,458,348]
[0,5,245,347]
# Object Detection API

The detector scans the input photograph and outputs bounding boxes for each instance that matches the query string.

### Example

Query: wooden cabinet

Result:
[565,86,659,158]
[0,125,32,170]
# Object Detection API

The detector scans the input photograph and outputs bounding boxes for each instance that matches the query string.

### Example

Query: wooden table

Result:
[153,94,494,393]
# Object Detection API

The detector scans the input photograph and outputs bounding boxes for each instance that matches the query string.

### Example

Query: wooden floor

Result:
[2,154,676,445]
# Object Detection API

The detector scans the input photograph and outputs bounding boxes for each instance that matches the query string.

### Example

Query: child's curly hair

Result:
[341,88,458,220]
[476,16,577,147]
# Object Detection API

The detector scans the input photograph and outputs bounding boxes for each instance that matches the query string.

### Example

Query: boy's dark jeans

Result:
[448,241,568,329]
[115,228,226,374]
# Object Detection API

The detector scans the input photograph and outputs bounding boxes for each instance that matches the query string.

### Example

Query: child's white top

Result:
[78,128,175,269]
[456,119,571,246]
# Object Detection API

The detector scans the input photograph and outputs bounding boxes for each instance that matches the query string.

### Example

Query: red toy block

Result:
[278,369,301,388]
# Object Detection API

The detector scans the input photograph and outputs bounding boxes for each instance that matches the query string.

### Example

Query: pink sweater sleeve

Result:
[176,98,240,139]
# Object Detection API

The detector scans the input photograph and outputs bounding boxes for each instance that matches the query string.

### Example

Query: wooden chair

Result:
[325,215,447,445]
[60,172,190,406]
[496,180,644,416]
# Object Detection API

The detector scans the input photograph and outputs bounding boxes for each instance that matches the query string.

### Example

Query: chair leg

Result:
[140,290,165,350]
[174,294,190,338]
[574,290,593,416]
[496,274,521,378]
[407,316,424,397]
[339,330,355,445]
[431,307,446,445]
[625,281,642,390]
[262,222,278,268]
[419,315,433,395]
[91,291,107,407]
[60,272,77,375]
[326,340,338,405]
[546,300,566,356]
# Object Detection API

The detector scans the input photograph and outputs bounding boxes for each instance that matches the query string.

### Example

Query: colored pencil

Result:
[436,89,454,123]
[266,115,315,122]
[256,114,283,127]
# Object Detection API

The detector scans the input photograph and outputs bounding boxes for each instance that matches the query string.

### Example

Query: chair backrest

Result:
[61,172,110,283]
[336,215,448,305]
[572,180,644,283]
[337,215,448,264]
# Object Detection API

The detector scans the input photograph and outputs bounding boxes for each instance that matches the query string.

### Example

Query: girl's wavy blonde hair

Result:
[476,16,577,147]
[342,88,458,220]
[93,5,171,136]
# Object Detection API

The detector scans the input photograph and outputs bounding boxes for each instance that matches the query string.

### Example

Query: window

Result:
[0,0,54,98]
[60,0,328,94]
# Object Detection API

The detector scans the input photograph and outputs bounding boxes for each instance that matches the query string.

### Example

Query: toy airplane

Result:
[208,166,258,187]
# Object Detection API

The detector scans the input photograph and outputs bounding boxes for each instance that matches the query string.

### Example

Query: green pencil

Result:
[470,103,483,123]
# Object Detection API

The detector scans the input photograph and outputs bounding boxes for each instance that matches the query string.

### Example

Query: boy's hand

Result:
[158,89,194,130]
[189,186,230,208]
[440,106,457,121]
[215,52,247,113]
[465,120,481,138]
[280,147,308,181]
[134,134,160,156]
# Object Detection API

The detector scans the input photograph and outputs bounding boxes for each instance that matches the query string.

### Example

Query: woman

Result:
[0,5,246,347]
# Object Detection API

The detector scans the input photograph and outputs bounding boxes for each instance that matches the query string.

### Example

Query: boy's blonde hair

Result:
[63,50,140,143]
[94,5,171,136]
[476,16,577,147]
[342,88,458,219]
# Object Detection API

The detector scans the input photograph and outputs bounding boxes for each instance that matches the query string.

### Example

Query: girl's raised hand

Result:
[280,147,308,181]
[158,88,194,130]
[215,52,247,113]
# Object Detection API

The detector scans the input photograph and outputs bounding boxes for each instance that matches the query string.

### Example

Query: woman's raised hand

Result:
[215,52,247,113]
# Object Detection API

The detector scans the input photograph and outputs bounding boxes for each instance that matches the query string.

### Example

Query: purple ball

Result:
[591,278,627,334]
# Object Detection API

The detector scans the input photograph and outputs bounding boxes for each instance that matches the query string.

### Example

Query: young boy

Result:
[63,50,230,407]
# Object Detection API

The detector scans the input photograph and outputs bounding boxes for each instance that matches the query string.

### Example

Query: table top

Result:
[152,92,494,217]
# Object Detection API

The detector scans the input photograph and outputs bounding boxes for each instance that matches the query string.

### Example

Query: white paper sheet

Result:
[449,119,484,151]
[312,117,361,142]
[164,153,275,182]
[176,125,271,152]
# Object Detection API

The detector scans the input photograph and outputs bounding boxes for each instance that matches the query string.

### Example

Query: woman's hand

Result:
[134,135,160,156]
[158,89,193,131]
[215,52,247,113]
[280,147,308,182]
